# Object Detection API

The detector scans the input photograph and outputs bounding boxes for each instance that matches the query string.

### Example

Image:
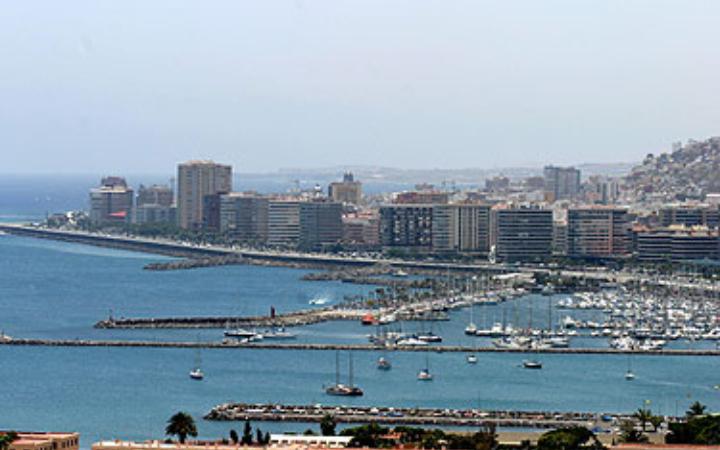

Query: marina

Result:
[3,230,720,447]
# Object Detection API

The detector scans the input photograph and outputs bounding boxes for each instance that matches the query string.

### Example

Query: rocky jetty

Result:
[144,255,245,271]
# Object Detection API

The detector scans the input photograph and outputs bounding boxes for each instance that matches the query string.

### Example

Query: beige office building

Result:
[176,160,232,229]
[432,204,491,253]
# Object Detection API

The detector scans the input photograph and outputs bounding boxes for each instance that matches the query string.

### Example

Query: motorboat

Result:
[522,359,542,369]
[224,328,257,339]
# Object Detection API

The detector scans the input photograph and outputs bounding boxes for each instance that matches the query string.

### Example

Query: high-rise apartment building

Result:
[342,213,380,247]
[89,176,134,225]
[176,160,232,229]
[659,205,720,229]
[136,184,174,207]
[134,184,175,225]
[394,191,450,205]
[636,225,720,262]
[544,165,581,201]
[220,193,269,245]
[587,177,620,205]
[299,200,343,250]
[432,204,491,253]
[566,207,631,258]
[267,200,301,248]
[328,172,362,205]
[379,205,434,250]
[490,206,553,262]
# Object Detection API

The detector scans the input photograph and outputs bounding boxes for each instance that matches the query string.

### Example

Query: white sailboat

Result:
[465,304,477,335]
[189,348,204,380]
[625,355,635,380]
[417,353,434,381]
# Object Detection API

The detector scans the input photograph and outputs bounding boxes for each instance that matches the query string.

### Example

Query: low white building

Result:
[269,434,353,448]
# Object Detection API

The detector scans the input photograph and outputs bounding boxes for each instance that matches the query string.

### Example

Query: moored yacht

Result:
[224,328,257,339]
[260,327,296,340]
[325,351,364,396]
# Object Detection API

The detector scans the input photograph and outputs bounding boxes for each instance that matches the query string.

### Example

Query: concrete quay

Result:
[204,402,613,429]
[5,223,720,295]
[2,338,720,355]
[94,307,360,329]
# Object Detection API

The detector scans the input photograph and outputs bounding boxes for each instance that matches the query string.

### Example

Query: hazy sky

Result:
[2,1,719,174]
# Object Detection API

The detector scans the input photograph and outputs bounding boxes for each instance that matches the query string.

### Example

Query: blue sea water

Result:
[1,176,719,448]
[2,233,720,448]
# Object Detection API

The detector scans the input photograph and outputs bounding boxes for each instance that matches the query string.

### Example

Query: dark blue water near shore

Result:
[2,233,720,448]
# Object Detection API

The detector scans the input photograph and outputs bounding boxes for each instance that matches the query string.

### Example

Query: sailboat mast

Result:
[548,297,553,334]
[335,350,340,385]
[349,352,354,387]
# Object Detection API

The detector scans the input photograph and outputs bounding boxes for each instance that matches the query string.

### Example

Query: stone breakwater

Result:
[3,338,720,355]
[144,255,245,271]
[94,307,358,329]
[204,402,620,429]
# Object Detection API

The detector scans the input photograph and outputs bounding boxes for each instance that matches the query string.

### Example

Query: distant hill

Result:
[623,136,720,201]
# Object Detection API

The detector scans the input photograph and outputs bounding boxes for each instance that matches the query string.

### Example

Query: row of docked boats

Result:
[223,326,297,342]
[554,287,720,344]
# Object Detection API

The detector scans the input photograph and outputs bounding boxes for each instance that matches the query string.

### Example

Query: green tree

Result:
[634,408,653,431]
[241,420,253,445]
[229,429,239,444]
[620,420,648,443]
[537,427,595,450]
[340,423,390,448]
[687,401,707,418]
[165,412,198,444]
[649,415,664,432]
[0,432,19,450]
[473,424,499,450]
[263,432,271,445]
[255,428,264,445]
[668,415,720,445]
[320,414,337,436]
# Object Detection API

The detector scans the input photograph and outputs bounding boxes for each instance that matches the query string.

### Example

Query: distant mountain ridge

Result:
[624,136,720,201]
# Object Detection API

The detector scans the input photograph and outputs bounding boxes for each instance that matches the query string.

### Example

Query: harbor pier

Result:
[204,402,620,429]
[2,338,719,355]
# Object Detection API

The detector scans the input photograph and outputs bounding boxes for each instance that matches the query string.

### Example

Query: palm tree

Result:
[634,408,653,431]
[165,412,198,444]
[687,401,707,418]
